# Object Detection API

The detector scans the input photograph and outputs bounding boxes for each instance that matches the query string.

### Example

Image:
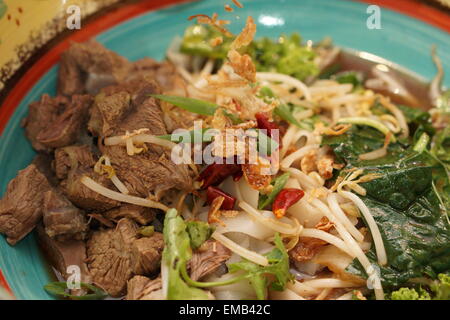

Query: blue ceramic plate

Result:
[0,0,449,299]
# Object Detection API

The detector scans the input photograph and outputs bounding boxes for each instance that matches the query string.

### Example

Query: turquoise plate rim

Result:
[0,0,449,300]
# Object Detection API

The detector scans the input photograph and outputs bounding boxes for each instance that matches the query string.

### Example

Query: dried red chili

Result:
[272,188,305,219]
[197,162,241,189]
[206,186,236,210]
[255,112,282,149]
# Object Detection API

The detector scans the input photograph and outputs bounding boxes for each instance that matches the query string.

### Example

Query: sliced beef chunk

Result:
[90,79,192,196]
[63,169,120,212]
[54,145,119,212]
[128,58,185,92]
[0,164,51,245]
[43,189,88,241]
[54,145,96,180]
[90,79,166,137]
[189,240,232,281]
[58,40,131,96]
[32,153,59,187]
[103,204,155,225]
[130,233,164,275]
[86,218,164,297]
[23,94,92,152]
[126,276,163,300]
[37,224,91,283]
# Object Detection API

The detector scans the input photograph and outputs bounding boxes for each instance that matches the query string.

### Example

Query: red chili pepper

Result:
[272,188,305,219]
[206,186,236,210]
[197,162,241,189]
[255,112,282,149]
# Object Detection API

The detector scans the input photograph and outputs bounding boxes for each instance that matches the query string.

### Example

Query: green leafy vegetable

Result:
[346,160,450,287]
[44,282,108,300]
[162,208,210,300]
[390,287,431,300]
[228,233,293,299]
[389,273,450,300]
[258,173,290,209]
[322,125,407,166]
[248,33,319,81]
[186,220,215,250]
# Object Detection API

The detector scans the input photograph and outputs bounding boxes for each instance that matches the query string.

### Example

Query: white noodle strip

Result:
[80,176,169,211]
[256,72,312,101]
[340,191,387,266]
[239,201,301,235]
[326,94,366,106]
[327,194,364,242]
[103,157,129,195]
[212,232,269,266]
[105,134,176,150]
[301,278,359,288]
[281,144,319,169]
[300,228,353,256]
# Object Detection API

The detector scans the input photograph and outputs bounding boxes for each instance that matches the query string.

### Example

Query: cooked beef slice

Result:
[54,145,119,212]
[23,94,68,151]
[63,169,120,212]
[103,204,155,225]
[0,164,52,245]
[23,94,92,152]
[57,40,131,96]
[90,79,166,137]
[43,189,88,241]
[189,240,232,281]
[90,79,192,196]
[54,145,96,180]
[128,58,184,92]
[130,233,164,275]
[32,153,59,187]
[37,224,91,284]
[126,276,163,300]
[86,218,164,297]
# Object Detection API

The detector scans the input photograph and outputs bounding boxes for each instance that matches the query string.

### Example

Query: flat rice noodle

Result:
[313,245,365,285]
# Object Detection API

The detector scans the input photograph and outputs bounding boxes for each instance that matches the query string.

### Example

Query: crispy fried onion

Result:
[231,16,256,50]
[81,176,169,211]
[242,158,272,191]
[94,155,130,194]
[188,13,233,37]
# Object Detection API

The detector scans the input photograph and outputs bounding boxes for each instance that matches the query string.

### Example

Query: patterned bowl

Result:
[0,0,449,299]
